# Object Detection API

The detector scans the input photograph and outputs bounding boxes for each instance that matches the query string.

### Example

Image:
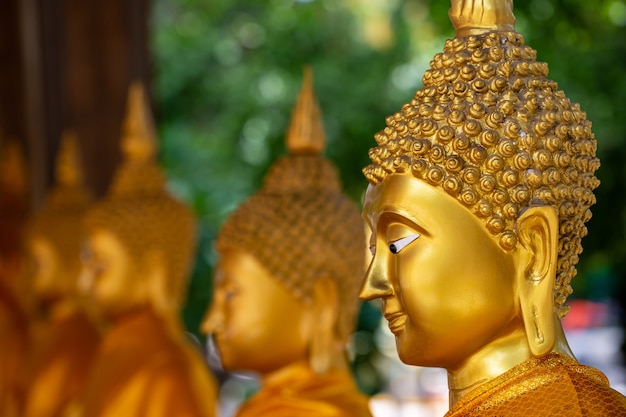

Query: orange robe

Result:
[80,308,216,417]
[23,306,100,417]
[236,363,372,417]
[446,353,626,416]
[0,283,29,417]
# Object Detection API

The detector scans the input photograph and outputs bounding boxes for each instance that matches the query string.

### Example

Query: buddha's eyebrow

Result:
[378,208,431,238]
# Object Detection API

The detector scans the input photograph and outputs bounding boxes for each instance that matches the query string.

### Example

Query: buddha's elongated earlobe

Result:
[515,206,559,357]
[146,251,169,314]
[309,276,339,374]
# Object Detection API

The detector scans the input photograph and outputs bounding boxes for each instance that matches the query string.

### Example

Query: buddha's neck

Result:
[447,319,574,407]
[447,328,530,406]
[262,359,312,387]
[33,294,82,323]
[49,297,80,321]
[261,352,349,388]
[103,305,185,346]
[106,303,154,326]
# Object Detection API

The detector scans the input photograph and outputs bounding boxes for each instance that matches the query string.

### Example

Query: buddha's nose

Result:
[359,254,393,300]
[200,294,224,334]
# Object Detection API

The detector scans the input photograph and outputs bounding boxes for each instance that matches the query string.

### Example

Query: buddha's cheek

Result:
[92,280,121,313]
[216,312,308,374]
[214,325,258,370]
[213,335,238,370]
[28,240,58,299]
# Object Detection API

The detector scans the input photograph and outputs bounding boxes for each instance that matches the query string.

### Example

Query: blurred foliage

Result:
[151,0,626,393]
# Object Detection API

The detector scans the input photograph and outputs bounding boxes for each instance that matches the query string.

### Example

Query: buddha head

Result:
[204,69,366,376]
[24,131,91,311]
[81,82,196,319]
[360,0,599,369]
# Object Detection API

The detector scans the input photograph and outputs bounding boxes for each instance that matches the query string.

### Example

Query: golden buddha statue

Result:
[359,0,626,415]
[203,68,372,417]
[0,140,30,417]
[21,131,101,417]
[79,82,217,417]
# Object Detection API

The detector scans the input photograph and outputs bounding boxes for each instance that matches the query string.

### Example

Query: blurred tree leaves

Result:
[152,0,626,389]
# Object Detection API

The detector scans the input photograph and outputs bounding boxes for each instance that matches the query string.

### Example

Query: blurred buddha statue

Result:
[359,0,626,415]
[22,131,101,417]
[203,68,372,417]
[0,140,30,416]
[79,82,217,417]
[0,140,29,299]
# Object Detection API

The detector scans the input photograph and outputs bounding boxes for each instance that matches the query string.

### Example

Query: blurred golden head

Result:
[25,131,91,306]
[84,83,196,314]
[217,69,365,343]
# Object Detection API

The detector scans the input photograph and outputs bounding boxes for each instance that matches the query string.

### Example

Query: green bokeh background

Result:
[150,0,626,393]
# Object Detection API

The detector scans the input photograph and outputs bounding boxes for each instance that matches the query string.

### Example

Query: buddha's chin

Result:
[34,292,62,311]
[395,340,413,365]
[212,338,240,371]
[394,329,428,367]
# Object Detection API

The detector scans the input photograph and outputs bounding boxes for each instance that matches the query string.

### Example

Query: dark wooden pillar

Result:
[0,0,28,202]
[63,0,151,197]
[6,0,151,207]
[0,0,27,143]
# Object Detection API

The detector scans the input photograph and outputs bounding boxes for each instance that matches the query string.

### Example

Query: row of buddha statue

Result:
[0,82,218,417]
[1,1,626,416]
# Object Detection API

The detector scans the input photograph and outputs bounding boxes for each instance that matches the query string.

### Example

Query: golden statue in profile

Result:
[203,68,372,417]
[360,0,626,415]
[79,82,217,417]
[0,140,30,417]
[21,131,101,417]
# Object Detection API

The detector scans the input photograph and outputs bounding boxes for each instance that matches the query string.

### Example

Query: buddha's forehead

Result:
[88,227,126,253]
[217,247,269,281]
[29,236,56,255]
[363,173,471,230]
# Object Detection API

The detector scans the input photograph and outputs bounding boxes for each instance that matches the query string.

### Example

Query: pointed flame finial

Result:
[120,81,157,162]
[286,66,326,155]
[109,81,166,197]
[55,130,84,188]
[449,0,515,37]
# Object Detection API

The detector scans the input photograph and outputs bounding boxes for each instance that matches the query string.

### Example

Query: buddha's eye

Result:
[223,284,238,301]
[225,290,236,300]
[368,232,376,256]
[92,259,107,277]
[388,233,420,254]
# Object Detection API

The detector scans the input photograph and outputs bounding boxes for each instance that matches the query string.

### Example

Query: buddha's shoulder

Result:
[562,366,626,416]
[238,390,372,417]
[446,357,626,417]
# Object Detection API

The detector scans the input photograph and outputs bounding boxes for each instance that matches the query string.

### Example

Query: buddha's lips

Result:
[384,311,406,334]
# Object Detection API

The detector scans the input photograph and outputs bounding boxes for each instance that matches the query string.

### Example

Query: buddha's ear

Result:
[309,275,339,374]
[515,205,559,357]
[145,250,170,314]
